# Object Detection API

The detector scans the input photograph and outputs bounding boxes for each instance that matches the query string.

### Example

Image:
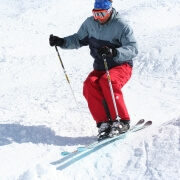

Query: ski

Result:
[133,120,152,132]
[51,119,152,169]
[61,119,147,156]
[77,120,152,152]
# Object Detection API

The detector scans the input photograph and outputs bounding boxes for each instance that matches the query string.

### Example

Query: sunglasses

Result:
[92,8,112,20]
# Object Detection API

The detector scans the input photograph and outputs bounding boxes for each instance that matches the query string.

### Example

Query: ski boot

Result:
[109,120,130,137]
[97,122,111,140]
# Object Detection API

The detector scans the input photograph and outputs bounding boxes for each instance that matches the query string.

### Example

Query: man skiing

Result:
[49,0,138,138]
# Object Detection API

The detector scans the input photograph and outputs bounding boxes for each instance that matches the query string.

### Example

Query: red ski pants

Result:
[83,64,132,123]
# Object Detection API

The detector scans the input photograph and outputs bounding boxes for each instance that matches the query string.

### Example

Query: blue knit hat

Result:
[94,0,112,10]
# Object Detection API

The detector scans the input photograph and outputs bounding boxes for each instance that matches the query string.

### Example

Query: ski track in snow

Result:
[0,0,180,179]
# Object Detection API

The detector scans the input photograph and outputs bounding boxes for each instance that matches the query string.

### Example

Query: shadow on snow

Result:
[0,123,96,146]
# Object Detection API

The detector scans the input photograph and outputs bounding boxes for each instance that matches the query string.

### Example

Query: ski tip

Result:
[61,151,70,156]
[77,147,86,152]
[139,119,145,123]
[145,121,152,125]
[135,119,145,125]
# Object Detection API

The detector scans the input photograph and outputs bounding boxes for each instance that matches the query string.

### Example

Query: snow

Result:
[0,0,180,179]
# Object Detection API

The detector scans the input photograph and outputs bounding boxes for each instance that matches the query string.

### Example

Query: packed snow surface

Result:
[0,0,180,179]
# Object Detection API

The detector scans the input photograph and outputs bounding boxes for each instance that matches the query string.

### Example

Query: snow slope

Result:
[0,0,180,179]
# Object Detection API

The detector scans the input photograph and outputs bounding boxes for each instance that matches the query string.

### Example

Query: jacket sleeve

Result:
[61,19,89,49]
[114,25,138,62]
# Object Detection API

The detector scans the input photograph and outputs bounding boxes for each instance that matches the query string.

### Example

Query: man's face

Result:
[97,12,111,24]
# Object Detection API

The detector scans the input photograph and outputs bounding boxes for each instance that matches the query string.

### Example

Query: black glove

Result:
[98,46,117,57]
[49,34,65,47]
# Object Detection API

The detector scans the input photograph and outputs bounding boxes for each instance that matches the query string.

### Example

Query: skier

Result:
[49,0,138,138]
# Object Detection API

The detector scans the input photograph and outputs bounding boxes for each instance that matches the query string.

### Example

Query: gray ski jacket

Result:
[61,8,138,71]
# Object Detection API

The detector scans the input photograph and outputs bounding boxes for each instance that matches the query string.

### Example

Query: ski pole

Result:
[55,46,83,120]
[102,54,120,122]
